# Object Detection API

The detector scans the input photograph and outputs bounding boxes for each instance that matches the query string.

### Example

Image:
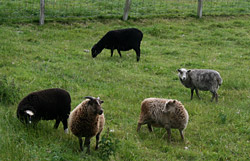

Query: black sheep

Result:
[16,88,71,133]
[91,28,143,62]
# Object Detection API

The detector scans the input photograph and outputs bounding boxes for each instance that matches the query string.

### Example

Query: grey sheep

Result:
[177,68,223,102]
[137,98,189,142]
[68,96,105,154]
[16,88,71,133]
[91,28,143,61]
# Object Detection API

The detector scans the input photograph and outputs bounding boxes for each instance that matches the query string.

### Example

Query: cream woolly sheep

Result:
[68,96,105,154]
[137,98,189,142]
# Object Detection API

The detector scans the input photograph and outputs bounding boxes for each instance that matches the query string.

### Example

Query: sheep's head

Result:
[177,68,191,81]
[91,44,102,58]
[18,107,37,124]
[85,96,104,115]
[163,100,177,114]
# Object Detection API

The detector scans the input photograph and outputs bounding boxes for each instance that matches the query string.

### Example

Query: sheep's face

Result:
[177,68,190,81]
[163,100,176,114]
[86,97,104,115]
[91,44,102,58]
[24,110,35,124]
[19,108,36,124]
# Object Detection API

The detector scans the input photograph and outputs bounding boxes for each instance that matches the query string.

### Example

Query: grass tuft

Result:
[0,75,20,105]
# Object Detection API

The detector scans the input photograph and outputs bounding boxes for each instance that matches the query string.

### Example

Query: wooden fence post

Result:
[40,0,45,25]
[197,0,203,18]
[123,0,131,21]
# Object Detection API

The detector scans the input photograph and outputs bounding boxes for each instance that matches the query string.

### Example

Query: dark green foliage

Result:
[98,129,120,160]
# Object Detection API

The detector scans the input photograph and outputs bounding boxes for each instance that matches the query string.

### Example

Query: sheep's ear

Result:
[164,101,173,113]
[25,110,34,116]
[166,100,176,107]
[187,70,191,73]
[177,69,181,72]
[97,97,104,104]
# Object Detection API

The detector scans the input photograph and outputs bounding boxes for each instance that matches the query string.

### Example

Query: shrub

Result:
[98,128,120,160]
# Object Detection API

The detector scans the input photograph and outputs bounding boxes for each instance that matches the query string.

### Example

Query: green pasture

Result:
[1,0,250,23]
[0,16,250,160]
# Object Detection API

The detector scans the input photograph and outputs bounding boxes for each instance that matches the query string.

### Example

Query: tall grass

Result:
[0,16,250,160]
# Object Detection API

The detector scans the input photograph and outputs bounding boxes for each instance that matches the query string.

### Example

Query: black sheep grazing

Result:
[16,88,71,133]
[91,28,143,62]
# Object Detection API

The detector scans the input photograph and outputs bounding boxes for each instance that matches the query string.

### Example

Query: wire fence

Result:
[0,0,250,23]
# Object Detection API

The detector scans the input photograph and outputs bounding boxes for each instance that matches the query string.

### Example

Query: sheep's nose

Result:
[29,116,32,124]
[98,109,103,115]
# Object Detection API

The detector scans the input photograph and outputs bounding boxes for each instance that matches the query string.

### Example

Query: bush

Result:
[98,128,120,160]
[0,75,20,105]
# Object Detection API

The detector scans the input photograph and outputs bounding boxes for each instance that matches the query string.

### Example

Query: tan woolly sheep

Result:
[137,98,189,142]
[68,96,105,154]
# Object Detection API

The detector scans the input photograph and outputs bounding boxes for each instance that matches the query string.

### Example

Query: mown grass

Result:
[0,16,250,160]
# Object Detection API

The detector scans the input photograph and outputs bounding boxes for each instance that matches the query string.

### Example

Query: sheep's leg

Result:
[134,48,140,62]
[62,119,68,133]
[53,119,60,129]
[111,49,114,57]
[179,129,184,141]
[166,128,171,143]
[117,50,122,57]
[211,92,216,102]
[190,89,194,100]
[137,123,142,132]
[84,137,91,154]
[147,123,153,132]
[95,132,101,150]
[211,92,218,102]
[195,89,201,99]
[78,137,84,152]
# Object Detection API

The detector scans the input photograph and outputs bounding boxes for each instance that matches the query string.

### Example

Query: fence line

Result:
[198,0,203,18]
[123,0,131,21]
[40,0,45,25]
[0,0,250,24]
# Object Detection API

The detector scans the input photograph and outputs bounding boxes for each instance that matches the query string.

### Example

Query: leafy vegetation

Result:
[0,15,250,160]
[98,129,120,160]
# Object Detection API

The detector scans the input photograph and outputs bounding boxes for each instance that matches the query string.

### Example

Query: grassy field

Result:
[1,0,250,23]
[0,15,250,160]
